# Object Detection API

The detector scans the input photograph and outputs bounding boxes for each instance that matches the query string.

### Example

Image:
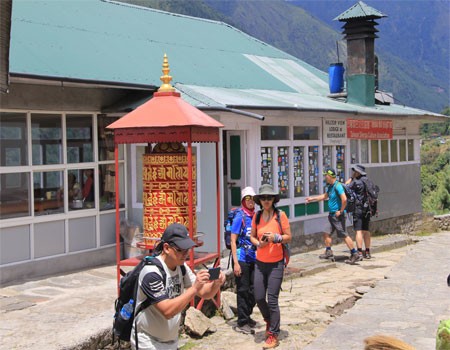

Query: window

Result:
[335,145,345,182]
[399,140,406,161]
[98,115,123,161]
[293,147,305,197]
[261,147,273,186]
[0,172,30,219]
[390,140,398,162]
[68,168,95,210]
[261,126,289,140]
[293,126,319,140]
[371,140,379,163]
[277,147,289,199]
[361,140,369,163]
[31,114,62,165]
[323,146,332,192]
[308,146,319,195]
[350,140,359,164]
[381,140,389,163]
[0,112,28,166]
[33,171,64,215]
[408,139,414,161]
[99,163,125,211]
[66,115,94,163]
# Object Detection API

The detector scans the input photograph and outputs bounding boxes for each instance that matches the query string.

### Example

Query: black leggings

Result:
[254,259,284,335]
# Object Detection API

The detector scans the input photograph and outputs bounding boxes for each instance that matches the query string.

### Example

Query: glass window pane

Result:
[371,140,379,163]
[336,146,345,182]
[308,146,319,195]
[0,112,28,166]
[293,126,318,140]
[381,140,389,163]
[408,139,414,161]
[261,126,288,140]
[98,115,123,161]
[261,147,273,186]
[68,168,95,210]
[293,147,305,197]
[399,140,406,161]
[33,171,64,216]
[31,114,62,165]
[390,140,398,162]
[350,140,359,164]
[99,163,125,210]
[66,115,93,163]
[361,140,369,163]
[278,147,289,199]
[0,172,30,219]
[323,146,332,192]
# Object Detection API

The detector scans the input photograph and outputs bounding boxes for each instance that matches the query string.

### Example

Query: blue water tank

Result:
[328,63,345,93]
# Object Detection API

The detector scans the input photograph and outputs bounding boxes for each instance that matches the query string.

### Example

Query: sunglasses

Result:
[243,195,254,201]
[168,243,189,254]
[259,195,274,201]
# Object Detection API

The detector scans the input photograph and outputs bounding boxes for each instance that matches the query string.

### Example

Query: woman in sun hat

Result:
[250,184,292,349]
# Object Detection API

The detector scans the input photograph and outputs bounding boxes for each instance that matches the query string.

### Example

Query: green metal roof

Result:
[334,1,387,21]
[10,0,317,92]
[9,0,443,119]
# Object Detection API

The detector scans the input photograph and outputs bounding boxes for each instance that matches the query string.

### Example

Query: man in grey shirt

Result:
[132,223,225,350]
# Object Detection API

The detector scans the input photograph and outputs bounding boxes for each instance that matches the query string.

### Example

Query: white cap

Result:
[241,186,256,201]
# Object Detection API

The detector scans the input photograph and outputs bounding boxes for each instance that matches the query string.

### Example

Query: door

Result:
[225,131,246,210]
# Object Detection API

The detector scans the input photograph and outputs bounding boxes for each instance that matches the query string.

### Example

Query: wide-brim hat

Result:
[253,184,280,206]
[351,164,367,176]
[160,223,196,250]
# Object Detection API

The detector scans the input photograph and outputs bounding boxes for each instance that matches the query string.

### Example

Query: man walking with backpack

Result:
[131,223,225,350]
[230,186,257,335]
[306,168,361,265]
[346,164,372,259]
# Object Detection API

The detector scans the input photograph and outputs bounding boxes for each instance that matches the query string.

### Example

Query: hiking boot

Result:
[263,334,279,349]
[319,249,334,259]
[364,250,372,259]
[233,324,255,335]
[248,317,257,328]
[345,252,363,265]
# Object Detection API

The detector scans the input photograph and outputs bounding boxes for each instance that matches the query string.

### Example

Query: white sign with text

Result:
[323,119,346,145]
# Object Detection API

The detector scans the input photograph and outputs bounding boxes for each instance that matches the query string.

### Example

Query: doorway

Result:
[223,130,246,213]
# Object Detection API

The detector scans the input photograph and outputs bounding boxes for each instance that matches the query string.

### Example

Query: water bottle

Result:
[226,222,231,232]
[120,299,134,320]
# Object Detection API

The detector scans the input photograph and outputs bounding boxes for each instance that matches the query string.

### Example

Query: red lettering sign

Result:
[347,119,393,140]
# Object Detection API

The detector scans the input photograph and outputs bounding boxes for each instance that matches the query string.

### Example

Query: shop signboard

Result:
[323,119,347,145]
[347,119,393,139]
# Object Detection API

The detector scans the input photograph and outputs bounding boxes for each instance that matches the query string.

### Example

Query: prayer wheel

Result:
[142,142,196,245]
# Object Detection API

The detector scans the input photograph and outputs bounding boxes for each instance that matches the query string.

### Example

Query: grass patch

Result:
[179,341,197,350]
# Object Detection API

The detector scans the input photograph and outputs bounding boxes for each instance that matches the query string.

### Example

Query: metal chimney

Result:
[334,1,386,106]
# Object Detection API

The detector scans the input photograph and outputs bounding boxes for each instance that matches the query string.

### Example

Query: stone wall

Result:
[434,213,450,231]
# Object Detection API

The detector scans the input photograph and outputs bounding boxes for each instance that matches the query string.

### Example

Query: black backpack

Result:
[113,256,186,349]
[334,182,357,213]
[361,177,380,217]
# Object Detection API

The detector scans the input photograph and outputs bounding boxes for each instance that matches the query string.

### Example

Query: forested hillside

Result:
[120,0,448,113]
[420,108,450,215]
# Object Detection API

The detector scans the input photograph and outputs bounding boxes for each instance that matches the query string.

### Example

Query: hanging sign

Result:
[347,119,393,139]
[323,119,347,145]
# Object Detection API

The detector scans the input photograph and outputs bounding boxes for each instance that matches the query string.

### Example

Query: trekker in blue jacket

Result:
[306,168,361,265]
[230,186,257,335]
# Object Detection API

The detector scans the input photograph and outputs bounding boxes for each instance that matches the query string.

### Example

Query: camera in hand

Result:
[208,267,220,280]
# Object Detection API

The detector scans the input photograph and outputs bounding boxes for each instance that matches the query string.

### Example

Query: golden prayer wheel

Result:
[142,143,196,245]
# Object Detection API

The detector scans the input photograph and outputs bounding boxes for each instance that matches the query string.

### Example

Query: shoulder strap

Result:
[136,258,166,314]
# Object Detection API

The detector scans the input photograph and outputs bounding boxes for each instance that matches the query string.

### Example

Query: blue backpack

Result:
[224,207,244,250]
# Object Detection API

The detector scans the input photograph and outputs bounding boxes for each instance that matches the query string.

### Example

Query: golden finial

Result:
[158,54,175,92]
